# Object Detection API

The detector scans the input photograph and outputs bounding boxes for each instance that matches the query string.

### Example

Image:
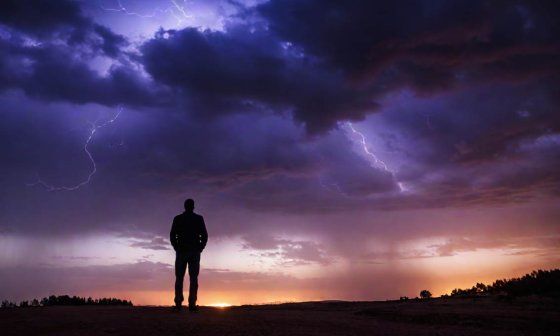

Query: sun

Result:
[208,302,232,308]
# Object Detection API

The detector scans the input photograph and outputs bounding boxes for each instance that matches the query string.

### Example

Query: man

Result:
[170,198,208,311]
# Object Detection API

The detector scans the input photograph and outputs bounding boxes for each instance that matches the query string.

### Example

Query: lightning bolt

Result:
[344,122,407,192]
[27,106,123,191]
[100,0,159,18]
[346,122,390,172]
[170,0,192,22]
[100,0,193,26]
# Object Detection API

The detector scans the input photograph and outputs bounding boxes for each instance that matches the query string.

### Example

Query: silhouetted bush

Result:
[420,290,432,299]
[449,269,560,298]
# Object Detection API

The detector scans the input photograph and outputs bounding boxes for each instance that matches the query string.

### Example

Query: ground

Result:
[1,297,559,335]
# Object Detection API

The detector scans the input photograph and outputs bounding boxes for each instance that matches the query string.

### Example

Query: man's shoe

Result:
[188,305,198,312]
[172,305,182,312]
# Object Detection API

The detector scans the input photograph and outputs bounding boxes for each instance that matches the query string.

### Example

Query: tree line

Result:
[1,295,133,308]
[446,269,560,298]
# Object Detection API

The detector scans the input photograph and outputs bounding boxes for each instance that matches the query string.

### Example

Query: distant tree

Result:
[475,283,487,293]
[19,300,29,308]
[420,290,432,299]
[31,299,40,307]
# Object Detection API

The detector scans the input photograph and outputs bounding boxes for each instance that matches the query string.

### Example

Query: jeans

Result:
[174,251,201,307]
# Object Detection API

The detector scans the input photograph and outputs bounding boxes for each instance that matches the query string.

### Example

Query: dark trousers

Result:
[174,251,201,307]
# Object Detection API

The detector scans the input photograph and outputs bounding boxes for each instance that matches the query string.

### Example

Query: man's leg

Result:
[174,252,187,307]
[187,252,201,309]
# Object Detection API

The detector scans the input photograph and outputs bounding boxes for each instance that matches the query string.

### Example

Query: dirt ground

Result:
[1,297,559,336]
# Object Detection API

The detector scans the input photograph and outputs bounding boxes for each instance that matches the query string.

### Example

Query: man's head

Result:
[184,198,195,212]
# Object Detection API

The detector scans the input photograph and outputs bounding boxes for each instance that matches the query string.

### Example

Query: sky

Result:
[0,0,559,306]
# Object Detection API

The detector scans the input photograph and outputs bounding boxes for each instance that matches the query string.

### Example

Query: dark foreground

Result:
[1,297,559,336]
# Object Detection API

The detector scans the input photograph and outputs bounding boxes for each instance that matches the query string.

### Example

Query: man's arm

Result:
[199,216,208,252]
[170,218,178,251]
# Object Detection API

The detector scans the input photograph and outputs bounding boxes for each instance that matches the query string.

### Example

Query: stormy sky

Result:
[0,0,559,305]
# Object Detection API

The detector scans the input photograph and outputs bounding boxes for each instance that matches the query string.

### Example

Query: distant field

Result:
[1,297,559,335]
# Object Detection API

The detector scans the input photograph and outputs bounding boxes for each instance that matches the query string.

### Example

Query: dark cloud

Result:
[141,26,377,133]
[93,24,128,58]
[0,0,130,59]
[259,0,560,91]
[0,0,158,106]
[0,37,161,106]
[0,0,87,37]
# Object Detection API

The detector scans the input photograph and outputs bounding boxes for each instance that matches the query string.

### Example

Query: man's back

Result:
[171,198,208,310]
[170,212,208,252]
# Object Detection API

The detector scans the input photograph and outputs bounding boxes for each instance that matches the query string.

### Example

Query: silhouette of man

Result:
[170,198,208,311]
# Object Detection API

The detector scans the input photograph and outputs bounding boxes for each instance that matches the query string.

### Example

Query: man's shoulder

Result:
[174,212,203,222]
